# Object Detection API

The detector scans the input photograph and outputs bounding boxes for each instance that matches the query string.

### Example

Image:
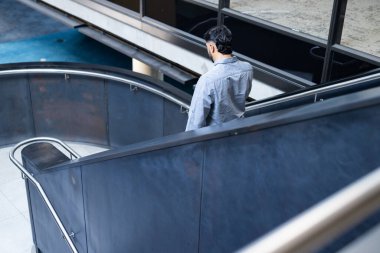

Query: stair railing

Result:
[9,137,81,253]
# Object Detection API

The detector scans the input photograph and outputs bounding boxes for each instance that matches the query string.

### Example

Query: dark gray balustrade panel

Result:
[22,146,86,253]
[26,183,72,253]
[163,99,188,135]
[199,104,380,253]
[0,75,34,145]
[0,64,190,147]
[108,81,165,146]
[36,167,87,253]
[81,143,203,253]
[29,74,108,145]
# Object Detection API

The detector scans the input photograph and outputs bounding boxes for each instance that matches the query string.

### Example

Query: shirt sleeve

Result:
[185,77,213,131]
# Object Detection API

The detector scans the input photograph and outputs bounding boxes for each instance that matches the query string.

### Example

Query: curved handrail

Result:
[9,137,81,253]
[246,72,380,112]
[237,166,380,253]
[0,68,190,110]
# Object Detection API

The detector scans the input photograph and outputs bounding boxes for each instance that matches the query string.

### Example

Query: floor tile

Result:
[0,215,33,253]
[0,193,20,223]
[0,178,29,214]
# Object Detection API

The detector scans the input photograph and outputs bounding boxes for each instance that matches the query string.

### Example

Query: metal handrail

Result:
[237,166,380,253]
[9,137,81,253]
[0,68,190,110]
[246,72,380,112]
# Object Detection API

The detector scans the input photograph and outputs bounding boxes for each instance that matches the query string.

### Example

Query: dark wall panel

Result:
[108,81,164,146]
[163,99,187,135]
[0,66,189,147]
[82,143,203,253]
[108,0,139,13]
[30,74,108,145]
[145,0,217,38]
[27,183,71,253]
[199,105,380,253]
[330,51,377,82]
[26,166,86,253]
[0,76,34,145]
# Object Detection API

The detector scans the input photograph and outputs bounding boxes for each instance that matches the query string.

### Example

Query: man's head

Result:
[204,25,233,62]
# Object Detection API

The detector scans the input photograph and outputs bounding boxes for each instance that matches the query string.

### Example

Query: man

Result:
[185,25,253,131]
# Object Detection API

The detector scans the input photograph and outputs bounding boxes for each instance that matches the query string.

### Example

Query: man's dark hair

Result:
[204,25,232,55]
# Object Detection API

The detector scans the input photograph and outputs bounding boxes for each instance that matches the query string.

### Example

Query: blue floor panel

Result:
[0,29,132,69]
[0,0,69,43]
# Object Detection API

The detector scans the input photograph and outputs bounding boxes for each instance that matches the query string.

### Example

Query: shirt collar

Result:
[214,56,237,66]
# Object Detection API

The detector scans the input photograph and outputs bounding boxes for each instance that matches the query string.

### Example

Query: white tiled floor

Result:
[0,145,32,253]
[0,142,106,253]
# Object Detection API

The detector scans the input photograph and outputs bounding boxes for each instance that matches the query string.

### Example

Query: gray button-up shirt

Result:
[186,56,253,131]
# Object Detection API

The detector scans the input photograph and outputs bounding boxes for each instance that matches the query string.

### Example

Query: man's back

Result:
[185,56,253,131]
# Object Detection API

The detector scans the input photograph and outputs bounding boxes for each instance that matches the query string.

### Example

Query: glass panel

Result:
[108,0,139,13]
[145,0,217,38]
[329,51,377,82]
[341,0,380,57]
[229,0,333,39]
[225,16,324,82]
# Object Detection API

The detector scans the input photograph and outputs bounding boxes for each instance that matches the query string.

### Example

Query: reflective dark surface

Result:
[225,16,324,83]
[108,0,139,13]
[329,51,377,82]
[145,0,218,38]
